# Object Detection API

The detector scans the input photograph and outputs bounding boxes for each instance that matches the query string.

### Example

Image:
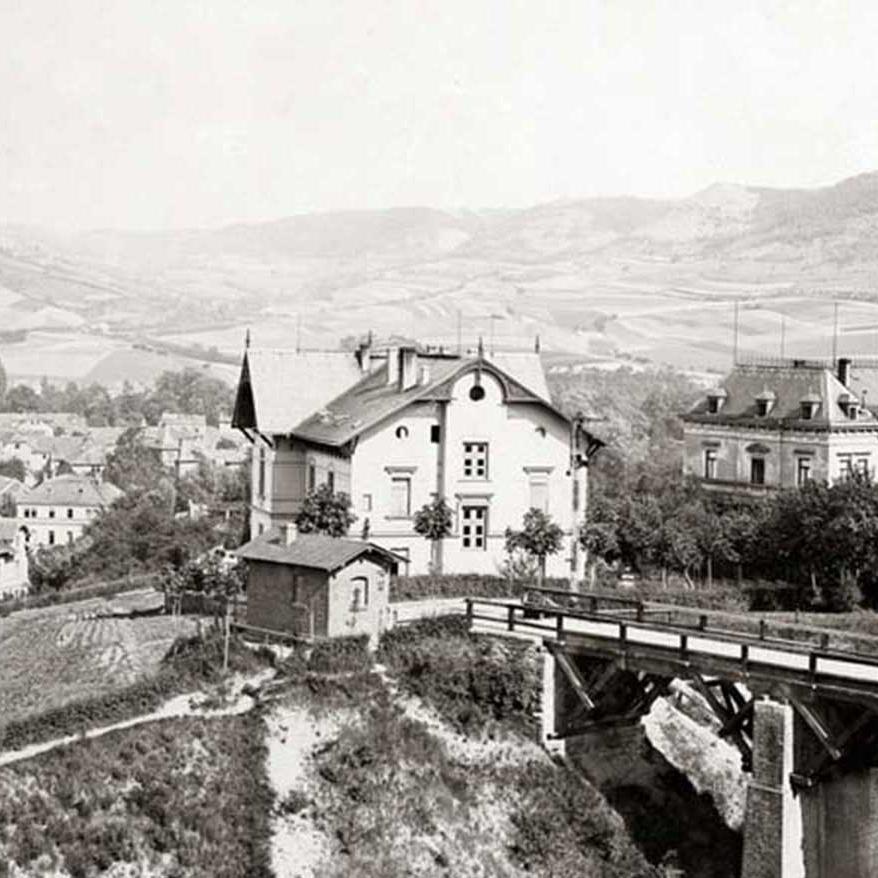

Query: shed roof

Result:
[234,528,401,573]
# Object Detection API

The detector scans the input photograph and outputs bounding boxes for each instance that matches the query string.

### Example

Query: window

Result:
[351,576,369,611]
[469,385,486,401]
[395,425,409,439]
[461,505,487,550]
[856,456,870,477]
[257,523,265,536]
[528,478,549,512]
[756,400,769,417]
[48,509,55,519]
[48,530,55,545]
[362,493,373,512]
[290,573,301,605]
[66,508,73,519]
[797,457,812,486]
[430,424,441,443]
[800,403,814,420]
[463,442,488,479]
[750,457,765,485]
[707,397,720,414]
[258,448,266,498]
[390,476,411,517]
[704,449,718,480]
[327,470,335,492]
[308,463,317,492]
[67,531,74,544]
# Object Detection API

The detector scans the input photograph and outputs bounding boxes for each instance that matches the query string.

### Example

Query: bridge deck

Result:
[468,598,878,706]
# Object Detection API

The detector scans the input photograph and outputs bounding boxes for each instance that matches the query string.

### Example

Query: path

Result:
[0,668,274,768]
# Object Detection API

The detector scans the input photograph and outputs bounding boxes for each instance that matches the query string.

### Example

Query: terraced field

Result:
[0,601,198,727]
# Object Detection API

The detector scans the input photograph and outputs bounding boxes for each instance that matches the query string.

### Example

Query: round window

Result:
[469,385,486,401]
[395,425,409,439]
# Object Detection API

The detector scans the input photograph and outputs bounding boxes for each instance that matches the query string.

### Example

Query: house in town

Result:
[235,523,400,643]
[232,342,601,579]
[682,357,878,493]
[18,475,123,547]
[0,476,25,515]
[0,519,28,597]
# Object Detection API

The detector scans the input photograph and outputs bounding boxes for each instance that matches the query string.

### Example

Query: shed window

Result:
[67,508,74,519]
[48,530,55,545]
[351,576,369,611]
[308,463,317,492]
[430,425,441,443]
[327,470,335,492]
[391,547,410,576]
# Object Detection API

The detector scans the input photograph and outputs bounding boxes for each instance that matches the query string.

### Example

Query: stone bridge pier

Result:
[539,648,878,878]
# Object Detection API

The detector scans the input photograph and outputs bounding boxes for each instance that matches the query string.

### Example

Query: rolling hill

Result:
[5,171,878,386]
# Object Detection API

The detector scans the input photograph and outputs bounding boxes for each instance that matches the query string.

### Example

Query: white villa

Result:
[232,342,601,579]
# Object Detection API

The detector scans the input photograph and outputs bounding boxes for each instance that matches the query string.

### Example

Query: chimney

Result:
[281,521,298,546]
[399,346,418,391]
[838,357,851,387]
[386,347,400,386]
[355,340,372,374]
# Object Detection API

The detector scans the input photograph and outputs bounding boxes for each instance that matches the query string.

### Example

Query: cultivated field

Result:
[0,601,198,727]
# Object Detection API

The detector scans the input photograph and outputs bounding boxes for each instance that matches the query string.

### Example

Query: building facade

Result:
[0,519,28,596]
[682,358,878,493]
[17,475,123,548]
[233,344,601,579]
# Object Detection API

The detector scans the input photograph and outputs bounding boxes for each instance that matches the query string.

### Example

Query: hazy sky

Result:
[2,0,878,230]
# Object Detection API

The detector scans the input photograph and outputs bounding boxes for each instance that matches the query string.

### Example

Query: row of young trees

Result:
[0,364,234,428]
[582,469,878,610]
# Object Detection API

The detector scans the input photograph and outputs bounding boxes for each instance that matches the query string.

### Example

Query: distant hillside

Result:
[6,171,878,384]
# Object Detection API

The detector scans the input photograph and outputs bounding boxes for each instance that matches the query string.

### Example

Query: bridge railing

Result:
[466,597,878,690]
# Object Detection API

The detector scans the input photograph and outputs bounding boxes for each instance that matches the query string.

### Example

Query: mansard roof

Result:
[684,363,878,430]
[22,475,123,508]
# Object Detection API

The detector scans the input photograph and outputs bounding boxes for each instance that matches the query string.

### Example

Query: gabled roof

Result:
[21,475,123,507]
[685,363,878,429]
[291,355,568,447]
[232,350,364,436]
[234,529,401,573]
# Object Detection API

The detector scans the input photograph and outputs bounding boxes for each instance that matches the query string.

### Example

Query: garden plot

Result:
[0,611,198,727]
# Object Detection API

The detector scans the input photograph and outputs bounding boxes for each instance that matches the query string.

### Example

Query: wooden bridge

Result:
[467,588,878,793]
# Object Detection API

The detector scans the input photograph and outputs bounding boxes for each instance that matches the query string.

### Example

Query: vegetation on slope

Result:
[0,714,273,878]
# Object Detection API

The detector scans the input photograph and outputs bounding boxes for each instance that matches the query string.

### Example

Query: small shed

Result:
[234,524,400,643]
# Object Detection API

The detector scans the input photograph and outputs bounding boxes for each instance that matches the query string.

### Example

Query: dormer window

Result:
[706,388,727,414]
[838,392,858,420]
[799,393,820,421]
[755,389,776,417]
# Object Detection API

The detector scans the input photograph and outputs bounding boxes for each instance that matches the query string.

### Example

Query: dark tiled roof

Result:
[291,355,564,447]
[234,529,401,573]
[685,364,878,429]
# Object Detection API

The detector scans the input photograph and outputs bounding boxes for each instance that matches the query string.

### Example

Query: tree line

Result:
[0,360,234,428]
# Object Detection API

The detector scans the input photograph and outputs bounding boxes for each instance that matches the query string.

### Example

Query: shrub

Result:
[306,635,371,673]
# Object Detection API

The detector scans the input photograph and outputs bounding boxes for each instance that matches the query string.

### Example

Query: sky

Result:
[2,0,878,231]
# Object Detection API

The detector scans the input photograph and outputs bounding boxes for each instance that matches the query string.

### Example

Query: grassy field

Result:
[0,714,273,878]
[0,602,198,728]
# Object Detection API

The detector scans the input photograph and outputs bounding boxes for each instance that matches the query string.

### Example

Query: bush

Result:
[378,619,539,734]
[389,573,569,603]
[306,635,371,673]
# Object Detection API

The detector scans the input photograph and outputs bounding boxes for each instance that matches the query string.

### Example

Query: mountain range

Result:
[4,171,878,386]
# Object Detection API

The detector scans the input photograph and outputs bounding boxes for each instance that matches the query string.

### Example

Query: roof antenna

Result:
[832,302,839,363]
[477,336,485,359]
[733,300,739,366]
[245,328,251,350]
[296,314,302,354]
[534,334,541,354]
